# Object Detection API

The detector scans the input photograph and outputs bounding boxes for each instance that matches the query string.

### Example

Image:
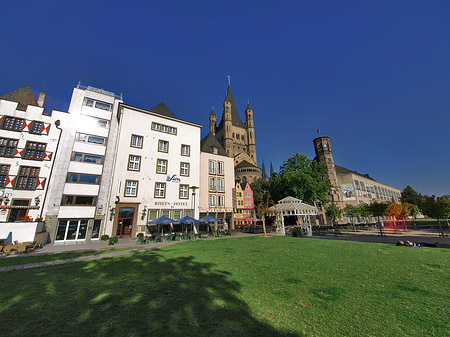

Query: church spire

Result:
[270,161,275,176]
[262,160,268,181]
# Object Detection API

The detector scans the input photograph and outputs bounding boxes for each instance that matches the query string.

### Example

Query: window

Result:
[128,155,141,171]
[2,116,24,132]
[91,220,101,239]
[218,178,225,192]
[76,133,106,146]
[152,122,177,135]
[94,118,109,128]
[0,164,10,188]
[218,195,225,208]
[158,140,169,153]
[156,159,167,174]
[218,161,224,175]
[72,152,103,164]
[181,145,190,156]
[0,138,18,157]
[15,166,40,190]
[85,98,111,111]
[148,210,158,221]
[125,180,138,197]
[180,162,190,176]
[155,182,166,198]
[209,195,216,207]
[30,121,44,134]
[212,147,218,154]
[209,177,216,192]
[23,141,46,160]
[179,184,189,199]
[62,195,97,206]
[209,160,216,174]
[162,210,170,217]
[131,135,143,148]
[173,210,181,220]
[67,173,100,184]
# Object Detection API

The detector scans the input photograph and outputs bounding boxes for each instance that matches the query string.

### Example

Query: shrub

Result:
[109,236,118,245]
[100,235,110,241]
[137,233,144,240]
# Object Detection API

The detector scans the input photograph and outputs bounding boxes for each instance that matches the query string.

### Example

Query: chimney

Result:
[37,92,46,107]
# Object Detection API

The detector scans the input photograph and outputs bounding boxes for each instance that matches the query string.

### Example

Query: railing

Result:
[76,83,123,100]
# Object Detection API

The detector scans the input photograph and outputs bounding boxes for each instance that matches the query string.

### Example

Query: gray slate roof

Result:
[150,102,176,118]
[235,159,259,169]
[201,133,228,156]
[0,85,39,111]
[217,85,246,129]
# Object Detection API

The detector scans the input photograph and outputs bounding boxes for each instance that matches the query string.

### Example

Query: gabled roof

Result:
[269,196,317,214]
[0,85,39,110]
[235,159,259,169]
[150,102,176,118]
[217,85,246,129]
[335,165,376,182]
[201,133,228,156]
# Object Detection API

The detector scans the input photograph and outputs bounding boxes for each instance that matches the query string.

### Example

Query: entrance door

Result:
[8,199,30,222]
[117,207,135,238]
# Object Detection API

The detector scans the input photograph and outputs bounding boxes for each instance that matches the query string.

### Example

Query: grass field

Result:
[1,236,449,336]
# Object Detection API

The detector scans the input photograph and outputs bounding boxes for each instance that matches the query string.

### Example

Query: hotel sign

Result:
[166,174,181,183]
[153,201,189,207]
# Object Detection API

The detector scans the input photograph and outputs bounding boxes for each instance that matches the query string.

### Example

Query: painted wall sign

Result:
[166,174,181,183]
[154,201,189,207]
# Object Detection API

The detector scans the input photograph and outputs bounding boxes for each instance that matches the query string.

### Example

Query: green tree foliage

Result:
[359,203,372,223]
[326,203,342,228]
[400,185,424,207]
[269,153,331,204]
[250,179,273,236]
[344,204,359,222]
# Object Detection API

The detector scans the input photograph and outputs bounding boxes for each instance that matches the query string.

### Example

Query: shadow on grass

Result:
[0,250,299,336]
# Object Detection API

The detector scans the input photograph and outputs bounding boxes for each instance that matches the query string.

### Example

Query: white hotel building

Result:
[104,102,201,238]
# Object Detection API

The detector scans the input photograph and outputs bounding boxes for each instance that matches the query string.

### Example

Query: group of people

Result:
[396,240,421,247]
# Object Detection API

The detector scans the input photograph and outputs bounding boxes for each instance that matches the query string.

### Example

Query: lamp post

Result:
[190,186,198,218]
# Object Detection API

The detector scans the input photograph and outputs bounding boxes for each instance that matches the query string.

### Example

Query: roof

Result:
[335,165,376,182]
[235,159,259,169]
[150,102,176,118]
[200,133,228,156]
[217,85,246,129]
[0,85,39,111]
[269,196,317,214]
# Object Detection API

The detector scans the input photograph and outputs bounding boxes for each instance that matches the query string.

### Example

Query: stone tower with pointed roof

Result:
[208,81,261,184]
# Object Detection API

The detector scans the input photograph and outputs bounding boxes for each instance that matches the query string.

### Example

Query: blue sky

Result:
[2,1,449,196]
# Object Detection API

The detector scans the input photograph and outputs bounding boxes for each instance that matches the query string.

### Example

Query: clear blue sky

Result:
[2,1,449,196]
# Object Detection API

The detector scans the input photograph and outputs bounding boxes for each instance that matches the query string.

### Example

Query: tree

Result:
[400,186,424,207]
[269,153,331,205]
[368,200,390,235]
[403,202,420,229]
[421,196,450,236]
[326,203,342,229]
[359,203,372,225]
[251,178,273,236]
[343,204,360,229]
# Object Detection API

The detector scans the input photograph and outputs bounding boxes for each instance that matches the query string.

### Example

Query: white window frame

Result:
[157,159,168,174]
[218,178,225,192]
[218,161,224,175]
[209,194,216,208]
[155,182,166,198]
[181,144,190,156]
[128,155,140,171]
[218,195,225,208]
[179,184,189,199]
[209,160,216,174]
[180,162,190,176]
[209,177,216,192]
[158,140,169,153]
[125,180,138,197]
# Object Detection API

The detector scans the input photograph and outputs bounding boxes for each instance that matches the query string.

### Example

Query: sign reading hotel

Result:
[341,184,356,201]
[153,201,189,207]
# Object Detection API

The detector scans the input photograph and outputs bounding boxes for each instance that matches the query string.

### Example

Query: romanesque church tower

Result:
[209,81,261,183]
[313,136,341,203]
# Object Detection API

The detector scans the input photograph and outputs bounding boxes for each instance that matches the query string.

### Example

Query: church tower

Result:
[223,92,233,156]
[209,108,216,135]
[314,136,341,203]
[245,103,257,163]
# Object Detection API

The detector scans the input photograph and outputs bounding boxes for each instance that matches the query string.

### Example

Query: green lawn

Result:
[0,246,143,267]
[1,237,449,336]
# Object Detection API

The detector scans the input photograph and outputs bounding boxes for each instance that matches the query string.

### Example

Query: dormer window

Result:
[212,147,218,154]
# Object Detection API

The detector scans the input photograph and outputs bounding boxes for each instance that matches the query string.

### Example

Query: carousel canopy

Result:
[269,196,318,216]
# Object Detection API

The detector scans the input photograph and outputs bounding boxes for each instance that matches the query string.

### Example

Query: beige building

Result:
[199,133,235,229]
[313,136,401,223]
[208,81,261,184]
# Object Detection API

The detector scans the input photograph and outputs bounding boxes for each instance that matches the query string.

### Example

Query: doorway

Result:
[8,199,30,222]
[116,207,135,238]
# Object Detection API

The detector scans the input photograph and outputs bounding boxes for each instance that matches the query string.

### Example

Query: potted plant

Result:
[137,232,144,244]
[109,236,118,245]
[100,234,110,246]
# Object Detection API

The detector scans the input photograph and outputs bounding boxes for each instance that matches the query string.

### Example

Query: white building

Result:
[104,102,202,238]
[45,84,122,244]
[0,85,59,243]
